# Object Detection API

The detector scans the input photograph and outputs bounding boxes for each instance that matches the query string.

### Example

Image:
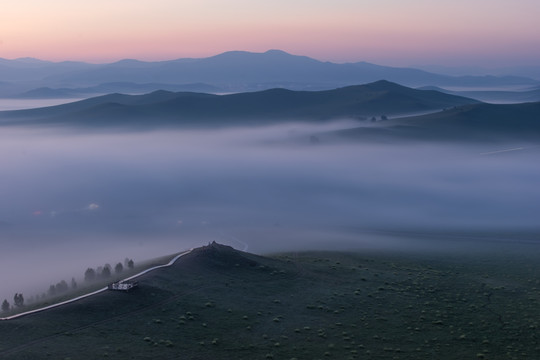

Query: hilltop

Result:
[0,242,539,359]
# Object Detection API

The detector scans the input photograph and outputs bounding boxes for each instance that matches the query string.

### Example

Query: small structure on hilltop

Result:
[108,280,138,292]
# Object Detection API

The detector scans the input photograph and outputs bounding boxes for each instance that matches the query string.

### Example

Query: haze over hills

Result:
[415,64,540,81]
[0,50,538,97]
[0,81,478,128]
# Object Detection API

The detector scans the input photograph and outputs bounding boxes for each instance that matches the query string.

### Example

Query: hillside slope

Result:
[0,242,539,359]
[0,81,478,128]
[331,101,540,142]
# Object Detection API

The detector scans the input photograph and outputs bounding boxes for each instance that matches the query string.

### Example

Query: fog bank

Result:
[1,123,539,301]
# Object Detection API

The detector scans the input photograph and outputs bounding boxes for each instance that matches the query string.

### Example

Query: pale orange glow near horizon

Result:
[0,0,539,67]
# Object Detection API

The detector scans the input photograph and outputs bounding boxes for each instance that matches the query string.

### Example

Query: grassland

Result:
[0,242,539,359]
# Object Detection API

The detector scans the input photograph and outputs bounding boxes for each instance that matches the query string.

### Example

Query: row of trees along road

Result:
[84,258,134,282]
[2,258,135,313]
[1,293,24,313]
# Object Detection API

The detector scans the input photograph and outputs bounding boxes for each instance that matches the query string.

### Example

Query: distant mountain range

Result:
[414,64,540,81]
[0,81,479,128]
[1,50,538,97]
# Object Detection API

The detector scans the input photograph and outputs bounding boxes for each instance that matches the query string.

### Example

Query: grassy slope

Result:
[0,242,539,359]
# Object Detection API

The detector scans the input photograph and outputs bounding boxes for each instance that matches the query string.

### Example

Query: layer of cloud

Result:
[0,124,539,301]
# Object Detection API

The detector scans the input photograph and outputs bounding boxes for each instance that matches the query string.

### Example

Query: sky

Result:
[0,0,539,67]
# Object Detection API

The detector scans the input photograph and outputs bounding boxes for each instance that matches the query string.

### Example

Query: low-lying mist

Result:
[1,122,539,302]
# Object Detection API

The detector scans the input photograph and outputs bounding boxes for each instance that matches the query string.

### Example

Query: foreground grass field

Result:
[0,242,539,359]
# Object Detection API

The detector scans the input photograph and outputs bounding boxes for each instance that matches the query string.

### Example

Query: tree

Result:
[381,115,388,120]
[56,280,68,293]
[1,299,9,313]
[84,268,96,282]
[48,285,57,296]
[115,262,124,274]
[128,259,134,269]
[71,277,78,289]
[13,293,24,308]
[101,266,111,278]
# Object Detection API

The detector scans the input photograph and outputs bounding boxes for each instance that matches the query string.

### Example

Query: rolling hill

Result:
[0,81,478,128]
[0,242,539,359]
[330,101,540,142]
[11,82,223,99]
[418,86,540,104]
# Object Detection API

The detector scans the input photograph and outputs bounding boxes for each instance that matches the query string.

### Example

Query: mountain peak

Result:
[110,59,149,66]
[14,57,49,63]
[210,49,294,59]
[362,80,408,90]
[264,49,291,56]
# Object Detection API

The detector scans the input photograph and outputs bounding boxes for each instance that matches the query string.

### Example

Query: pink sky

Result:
[1,0,539,67]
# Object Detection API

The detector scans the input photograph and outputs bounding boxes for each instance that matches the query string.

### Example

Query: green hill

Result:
[0,242,539,359]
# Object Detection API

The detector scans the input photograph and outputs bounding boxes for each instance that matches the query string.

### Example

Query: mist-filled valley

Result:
[3,0,540,356]
[1,120,539,302]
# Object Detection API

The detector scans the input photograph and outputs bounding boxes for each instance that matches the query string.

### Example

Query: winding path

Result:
[0,249,192,321]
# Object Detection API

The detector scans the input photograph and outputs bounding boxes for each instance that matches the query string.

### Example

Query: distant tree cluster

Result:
[84,268,96,282]
[48,279,73,296]
[84,258,134,283]
[13,293,24,308]
[2,299,10,313]
[370,115,389,122]
[3,256,137,313]
[101,264,112,279]
[1,293,25,313]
